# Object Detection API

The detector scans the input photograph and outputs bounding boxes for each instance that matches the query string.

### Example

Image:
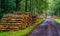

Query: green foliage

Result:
[30,0,49,14]
[51,0,60,16]
[0,14,3,19]
[20,0,25,11]
[0,0,16,19]
[54,19,60,24]
[1,0,48,13]
[0,0,49,19]
[1,0,16,13]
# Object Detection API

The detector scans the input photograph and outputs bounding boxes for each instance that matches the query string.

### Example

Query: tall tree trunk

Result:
[30,0,31,12]
[25,0,27,12]
[16,0,19,11]
[16,0,21,11]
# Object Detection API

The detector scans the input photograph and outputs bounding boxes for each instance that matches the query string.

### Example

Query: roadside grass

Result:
[0,18,44,36]
[53,18,60,24]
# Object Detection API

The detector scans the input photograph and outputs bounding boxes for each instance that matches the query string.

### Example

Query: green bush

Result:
[0,14,3,19]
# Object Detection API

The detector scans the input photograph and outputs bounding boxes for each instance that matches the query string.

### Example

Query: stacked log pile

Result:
[52,15,58,19]
[0,14,22,30]
[32,14,38,23]
[0,12,37,31]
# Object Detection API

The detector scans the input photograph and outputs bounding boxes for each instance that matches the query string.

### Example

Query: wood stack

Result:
[52,15,58,19]
[32,14,38,23]
[14,12,33,27]
[0,12,33,31]
[0,14,22,30]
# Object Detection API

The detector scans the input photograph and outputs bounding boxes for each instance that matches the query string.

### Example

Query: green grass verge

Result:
[0,18,43,36]
[53,19,60,24]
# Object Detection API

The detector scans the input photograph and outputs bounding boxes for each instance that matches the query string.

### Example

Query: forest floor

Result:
[26,18,60,36]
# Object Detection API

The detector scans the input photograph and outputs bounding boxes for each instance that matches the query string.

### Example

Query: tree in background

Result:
[0,0,49,19]
[51,0,60,16]
[31,0,49,14]
[1,0,16,13]
[0,0,16,19]
[16,0,22,11]
[25,0,27,12]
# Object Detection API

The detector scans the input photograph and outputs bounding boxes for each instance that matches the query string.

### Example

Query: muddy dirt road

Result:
[26,18,60,36]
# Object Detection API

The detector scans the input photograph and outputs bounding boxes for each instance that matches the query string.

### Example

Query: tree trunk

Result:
[25,0,27,12]
[16,0,18,11]
[30,0,31,12]
[16,0,21,11]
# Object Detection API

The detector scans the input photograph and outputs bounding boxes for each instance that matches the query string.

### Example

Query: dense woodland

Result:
[0,0,48,19]
[0,0,60,19]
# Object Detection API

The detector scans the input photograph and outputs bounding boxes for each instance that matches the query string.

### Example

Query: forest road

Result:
[26,18,60,36]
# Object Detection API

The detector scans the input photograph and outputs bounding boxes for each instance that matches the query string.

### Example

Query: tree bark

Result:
[30,0,31,12]
[25,0,27,12]
[16,0,21,11]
